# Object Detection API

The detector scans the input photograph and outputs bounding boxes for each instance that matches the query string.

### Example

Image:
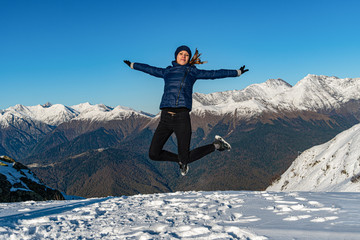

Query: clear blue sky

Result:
[1,0,359,114]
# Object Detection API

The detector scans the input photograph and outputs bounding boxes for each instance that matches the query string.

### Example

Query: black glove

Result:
[239,65,249,74]
[124,60,131,67]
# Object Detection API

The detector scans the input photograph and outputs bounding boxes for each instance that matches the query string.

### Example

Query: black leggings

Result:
[149,110,215,164]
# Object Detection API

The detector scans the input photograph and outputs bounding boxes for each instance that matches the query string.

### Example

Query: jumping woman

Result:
[124,45,248,176]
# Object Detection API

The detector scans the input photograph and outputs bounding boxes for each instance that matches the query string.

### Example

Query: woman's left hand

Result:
[239,65,249,74]
[124,60,131,67]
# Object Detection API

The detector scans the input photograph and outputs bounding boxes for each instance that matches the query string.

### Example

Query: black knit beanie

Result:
[174,45,192,60]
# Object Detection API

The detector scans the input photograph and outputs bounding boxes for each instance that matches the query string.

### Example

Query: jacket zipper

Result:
[176,67,190,107]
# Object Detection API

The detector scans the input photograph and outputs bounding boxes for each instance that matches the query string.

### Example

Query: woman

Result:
[124,45,248,176]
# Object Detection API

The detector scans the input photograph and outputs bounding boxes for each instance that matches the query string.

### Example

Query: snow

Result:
[0,191,359,239]
[267,123,360,192]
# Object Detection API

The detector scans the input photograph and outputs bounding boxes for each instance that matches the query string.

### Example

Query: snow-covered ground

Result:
[1,191,359,240]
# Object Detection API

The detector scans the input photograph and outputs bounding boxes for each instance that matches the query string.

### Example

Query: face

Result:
[176,50,190,65]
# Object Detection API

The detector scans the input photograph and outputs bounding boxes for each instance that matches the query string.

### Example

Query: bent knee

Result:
[149,152,160,161]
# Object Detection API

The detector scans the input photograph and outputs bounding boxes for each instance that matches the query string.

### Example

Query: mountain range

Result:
[1,74,360,197]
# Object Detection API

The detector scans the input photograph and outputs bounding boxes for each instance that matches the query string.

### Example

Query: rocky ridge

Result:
[0,155,64,202]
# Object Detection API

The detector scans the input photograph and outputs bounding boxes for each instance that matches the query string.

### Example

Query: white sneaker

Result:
[179,162,189,176]
[214,135,231,151]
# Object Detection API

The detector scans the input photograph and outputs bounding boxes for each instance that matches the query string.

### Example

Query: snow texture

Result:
[0,191,359,239]
[268,122,360,192]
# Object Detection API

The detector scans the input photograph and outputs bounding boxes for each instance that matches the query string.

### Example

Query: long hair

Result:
[189,48,207,65]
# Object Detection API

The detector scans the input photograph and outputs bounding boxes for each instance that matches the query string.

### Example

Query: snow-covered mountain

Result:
[267,122,360,192]
[192,74,360,117]
[0,102,150,128]
[5,103,78,126]
[0,102,152,159]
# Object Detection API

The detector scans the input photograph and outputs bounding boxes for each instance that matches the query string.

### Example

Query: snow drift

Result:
[1,191,359,239]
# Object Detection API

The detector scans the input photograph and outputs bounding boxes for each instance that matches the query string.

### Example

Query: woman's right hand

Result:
[124,60,131,67]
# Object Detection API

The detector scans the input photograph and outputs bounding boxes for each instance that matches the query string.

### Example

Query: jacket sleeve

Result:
[194,68,238,80]
[132,62,166,78]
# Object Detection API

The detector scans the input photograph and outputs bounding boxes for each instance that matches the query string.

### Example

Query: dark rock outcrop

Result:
[0,156,64,202]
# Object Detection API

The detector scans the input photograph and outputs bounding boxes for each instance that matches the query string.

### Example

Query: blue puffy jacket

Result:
[133,61,238,110]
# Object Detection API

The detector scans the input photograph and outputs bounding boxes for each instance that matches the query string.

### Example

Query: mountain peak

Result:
[264,78,292,88]
[304,73,340,79]
[295,74,341,88]
[42,102,53,108]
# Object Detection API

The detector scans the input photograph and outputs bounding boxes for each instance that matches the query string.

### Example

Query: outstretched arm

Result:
[196,65,249,80]
[124,60,166,78]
